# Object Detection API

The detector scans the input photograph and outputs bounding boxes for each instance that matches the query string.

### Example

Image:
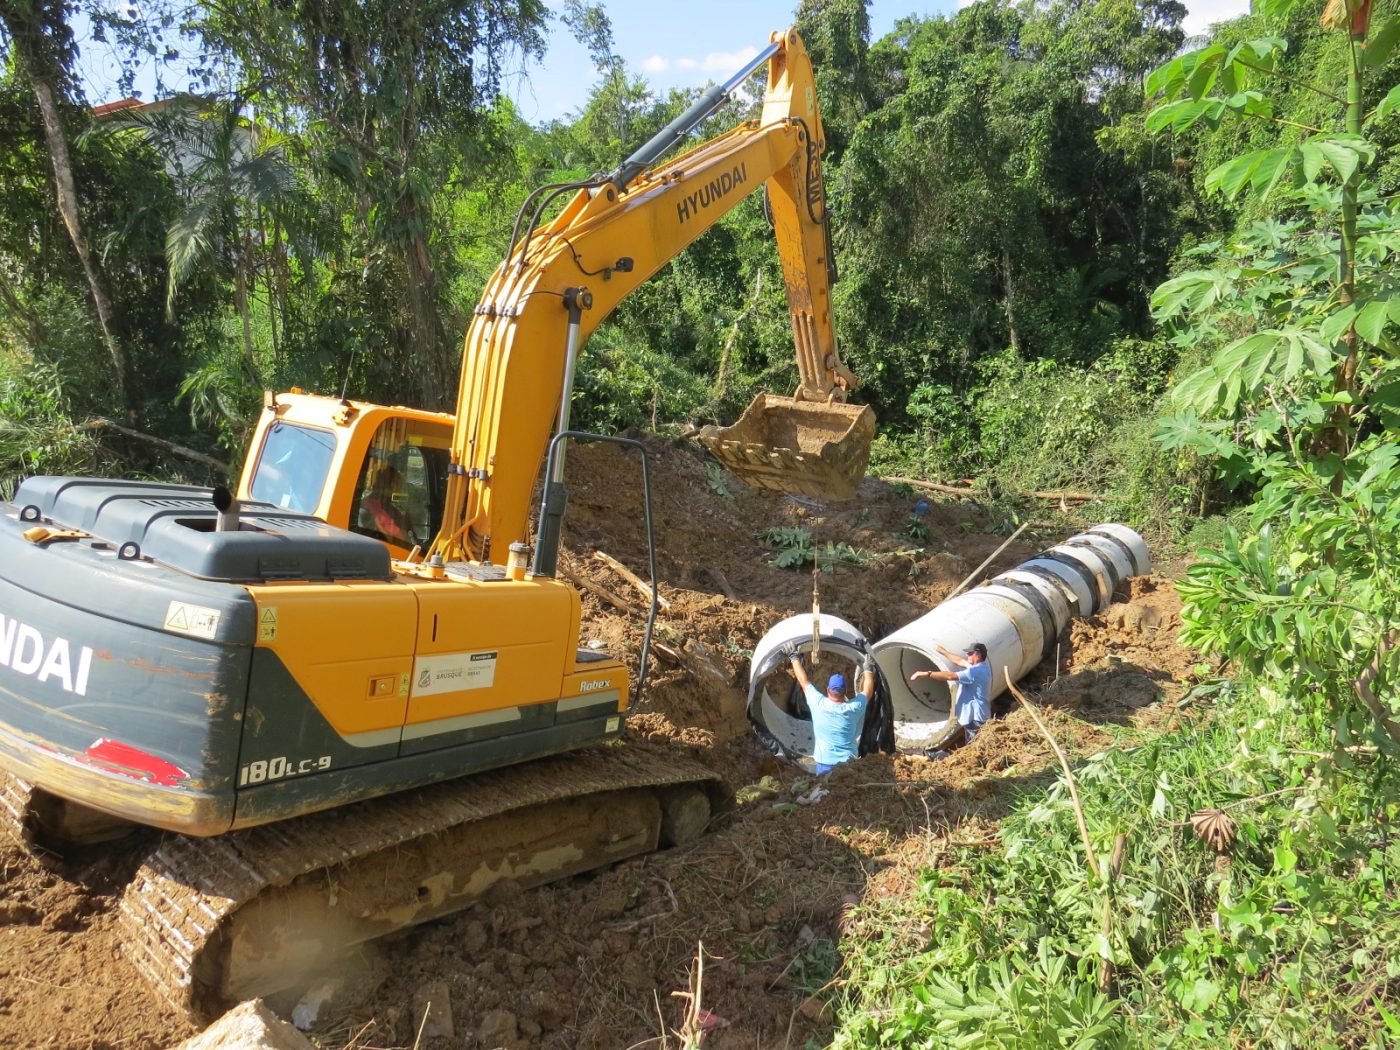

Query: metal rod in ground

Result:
[946,520,1032,601]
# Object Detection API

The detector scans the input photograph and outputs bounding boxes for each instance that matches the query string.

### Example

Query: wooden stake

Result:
[1005,672,1099,876]
[946,520,1032,601]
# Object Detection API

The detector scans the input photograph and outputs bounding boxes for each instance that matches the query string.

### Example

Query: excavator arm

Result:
[434,29,872,565]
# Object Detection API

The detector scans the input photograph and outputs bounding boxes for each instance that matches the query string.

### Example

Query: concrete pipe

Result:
[871,523,1149,750]
[1067,534,1135,600]
[1040,543,1116,613]
[1089,523,1152,576]
[1018,557,1096,617]
[871,583,1055,750]
[747,613,871,763]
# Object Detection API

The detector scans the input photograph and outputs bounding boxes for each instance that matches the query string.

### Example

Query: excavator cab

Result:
[699,393,875,500]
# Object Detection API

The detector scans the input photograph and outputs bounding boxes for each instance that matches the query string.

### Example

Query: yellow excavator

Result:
[0,30,873,1019]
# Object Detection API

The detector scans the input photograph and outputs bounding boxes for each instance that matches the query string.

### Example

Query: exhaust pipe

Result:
[212,486,241,533]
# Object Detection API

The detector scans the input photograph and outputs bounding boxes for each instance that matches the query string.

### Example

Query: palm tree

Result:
[111,93,297,388]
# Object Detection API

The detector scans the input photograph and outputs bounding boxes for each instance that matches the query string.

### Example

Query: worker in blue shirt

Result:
[781,645,876,774]
[909,642,992,745]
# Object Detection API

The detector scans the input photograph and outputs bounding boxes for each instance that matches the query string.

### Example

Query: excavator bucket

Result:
[698,393,876,500]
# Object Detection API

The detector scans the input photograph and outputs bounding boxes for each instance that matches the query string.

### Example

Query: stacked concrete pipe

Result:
[747,524,1151,759]
[873,524,1150,749]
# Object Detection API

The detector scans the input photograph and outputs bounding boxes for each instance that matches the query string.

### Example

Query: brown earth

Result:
[0,435,1199,1049]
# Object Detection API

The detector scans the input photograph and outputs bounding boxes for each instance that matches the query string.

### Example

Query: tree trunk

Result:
[233,261,262,387]
[30,75,132,412]
[401,225,449,408]
[1002,250,1020,352]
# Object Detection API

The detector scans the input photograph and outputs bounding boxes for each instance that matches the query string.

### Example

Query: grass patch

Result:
[830,683,1400,1047]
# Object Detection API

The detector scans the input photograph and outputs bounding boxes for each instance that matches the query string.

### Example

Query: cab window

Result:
[249,421,336,514]
[350,419,449,551]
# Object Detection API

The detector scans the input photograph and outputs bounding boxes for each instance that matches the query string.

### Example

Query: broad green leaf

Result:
[1299,136,1376,184]
[1172,363,1226,411]
[1246,36,1288,62]
[1301,333,1335,377]
[1146,53,1191,99]
[1363,17,1400,69]
[1187,49,1224,98]
[1320,303,1359,344]
[1205,148,1293,199]
[1356,300,1390,345]
[1225,90,1271,119]
[1252,0,1300,24]
[1151,270,1233,319]
[1146,98,1225,134]
[1217,331,1284,393]
[1375,83,1400,124]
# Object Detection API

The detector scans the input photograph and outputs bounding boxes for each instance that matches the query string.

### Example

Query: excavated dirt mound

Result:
[0,436,1198,1049]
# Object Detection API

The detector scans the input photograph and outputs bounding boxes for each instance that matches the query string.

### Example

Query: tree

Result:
[195,0,548,407]
[0,0,131,410]
[1147,0,1400,748]
[108,94,298,389]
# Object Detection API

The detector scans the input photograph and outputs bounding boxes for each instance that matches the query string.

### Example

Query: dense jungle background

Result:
[3,0,1400,1044]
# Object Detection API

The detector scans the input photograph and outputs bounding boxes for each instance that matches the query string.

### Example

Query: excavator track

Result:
[110,745,726,1021]
[0,771,34,844]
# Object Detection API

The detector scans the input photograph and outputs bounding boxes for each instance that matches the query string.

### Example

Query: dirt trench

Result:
[0,435,1198,1049]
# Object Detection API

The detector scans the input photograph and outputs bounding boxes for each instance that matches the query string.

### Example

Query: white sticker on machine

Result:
[411,650,498,696]
[164,600,221,640]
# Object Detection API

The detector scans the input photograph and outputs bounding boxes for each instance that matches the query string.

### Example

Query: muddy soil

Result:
[0,436,1198,1049]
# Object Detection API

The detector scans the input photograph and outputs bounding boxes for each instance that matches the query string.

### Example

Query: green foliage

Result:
[1178,437,1400,740]
[757,526,875,570]
[833,687,1400,1046]
[0,356,109,498]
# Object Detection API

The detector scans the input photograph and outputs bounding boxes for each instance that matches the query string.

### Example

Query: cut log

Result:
[884,476,1100,502]
[594,551,670,611]
[560,567,640,616]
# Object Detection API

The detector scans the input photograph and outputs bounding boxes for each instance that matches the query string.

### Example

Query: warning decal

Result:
[165,601,221,640]
[258,606,278,643]
[411,650,498,696]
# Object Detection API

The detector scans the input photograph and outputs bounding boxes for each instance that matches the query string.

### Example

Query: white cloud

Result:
[662,46,762,79]
[954,0,1250,33]
[697,46,760,73]
[1181,0,1252,36]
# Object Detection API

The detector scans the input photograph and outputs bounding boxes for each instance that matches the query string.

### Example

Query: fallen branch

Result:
[595,551,670,611]
[1005,672,1100,876]
[83,417,229,473]
[885,476,1101,502]
[560,566,640,616]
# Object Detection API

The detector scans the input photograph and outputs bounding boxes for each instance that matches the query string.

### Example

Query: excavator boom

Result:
[435,29,873,564]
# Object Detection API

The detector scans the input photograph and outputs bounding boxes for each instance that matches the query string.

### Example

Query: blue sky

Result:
[506,0,1251,123]
[77,0,1252,123]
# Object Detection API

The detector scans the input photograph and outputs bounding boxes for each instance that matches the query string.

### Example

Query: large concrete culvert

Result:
[874,524,1151,749]
[749,525,1151,761]
[746,613,876,764]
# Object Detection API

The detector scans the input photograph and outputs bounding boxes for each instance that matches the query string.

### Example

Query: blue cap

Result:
[827,673,846,694]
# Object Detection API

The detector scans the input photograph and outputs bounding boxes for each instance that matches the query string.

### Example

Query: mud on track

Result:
[0,435,1198,1049]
